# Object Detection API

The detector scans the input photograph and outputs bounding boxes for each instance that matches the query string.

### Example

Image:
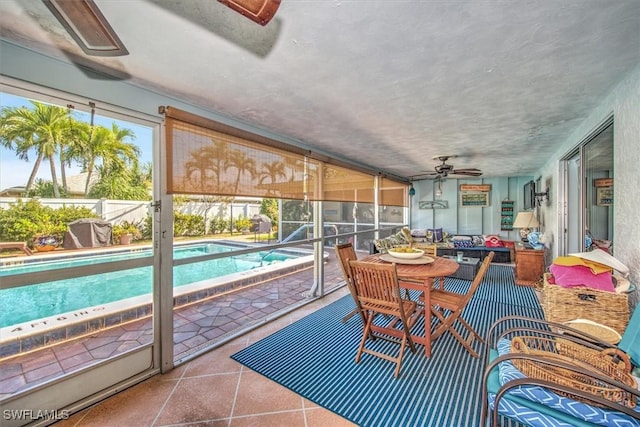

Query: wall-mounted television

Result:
[523,180,536,210]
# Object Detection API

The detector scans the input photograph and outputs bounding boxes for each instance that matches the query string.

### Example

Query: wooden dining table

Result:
[360,253,459,357]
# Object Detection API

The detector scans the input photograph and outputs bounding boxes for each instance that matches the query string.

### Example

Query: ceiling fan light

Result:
[435,181,443,198]
[43,0,129,56]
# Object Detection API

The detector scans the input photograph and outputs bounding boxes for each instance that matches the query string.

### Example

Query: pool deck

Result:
[0,250,349,398]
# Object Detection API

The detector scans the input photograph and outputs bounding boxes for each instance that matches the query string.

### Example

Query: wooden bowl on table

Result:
[387,247,425,260]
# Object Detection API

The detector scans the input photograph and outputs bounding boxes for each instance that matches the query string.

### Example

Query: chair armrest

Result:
[482,315,622,377]
[487,315,616,350]
[487,353,640,426]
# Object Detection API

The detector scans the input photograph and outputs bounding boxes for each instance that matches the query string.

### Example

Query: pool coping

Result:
[0,243,321,359]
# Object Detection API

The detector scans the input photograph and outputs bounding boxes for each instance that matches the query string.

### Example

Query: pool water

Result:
[0,243,299,328]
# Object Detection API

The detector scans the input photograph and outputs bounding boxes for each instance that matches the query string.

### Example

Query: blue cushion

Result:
[487,350,617,427]
[495,339,640,426]
[453,239,474,248]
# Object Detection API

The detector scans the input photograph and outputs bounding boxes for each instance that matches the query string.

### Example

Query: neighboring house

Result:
[0,173,96,198]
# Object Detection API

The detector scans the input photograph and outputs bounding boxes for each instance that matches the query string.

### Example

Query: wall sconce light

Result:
[535,187,550,206]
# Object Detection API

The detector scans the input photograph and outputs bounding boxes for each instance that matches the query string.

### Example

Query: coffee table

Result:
[441,255,480,280]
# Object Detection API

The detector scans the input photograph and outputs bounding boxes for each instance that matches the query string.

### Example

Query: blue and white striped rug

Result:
[231,265,543,426]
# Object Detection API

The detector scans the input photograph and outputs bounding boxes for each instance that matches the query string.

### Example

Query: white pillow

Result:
[569,249,629,277]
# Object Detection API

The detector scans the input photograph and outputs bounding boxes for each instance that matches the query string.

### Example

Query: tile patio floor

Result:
[54,287,356,426]
[0,248,356,419]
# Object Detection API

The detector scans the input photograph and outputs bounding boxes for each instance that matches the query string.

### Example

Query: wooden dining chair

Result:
[414,243,440,288]
[348,260,424,377]
[428,251,494,358]
[415,243,438,256]
[334,242,366,324]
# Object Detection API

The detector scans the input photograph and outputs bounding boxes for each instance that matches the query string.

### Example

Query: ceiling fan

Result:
[415,155,483,179]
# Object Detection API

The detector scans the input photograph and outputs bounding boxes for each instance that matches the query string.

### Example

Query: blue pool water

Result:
[0,243,300,328]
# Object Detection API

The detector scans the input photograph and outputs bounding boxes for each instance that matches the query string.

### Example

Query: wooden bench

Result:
[0,242,33,256]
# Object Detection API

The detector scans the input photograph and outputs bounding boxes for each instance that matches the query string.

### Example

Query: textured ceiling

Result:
[1,0,639,180]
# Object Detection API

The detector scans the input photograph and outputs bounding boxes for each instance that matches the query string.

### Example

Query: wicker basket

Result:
[511,336,637,408]
[542,273,630,335]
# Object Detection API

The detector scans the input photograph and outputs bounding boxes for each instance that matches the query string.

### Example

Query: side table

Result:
[514,244,545,286]
[441,255,480,281]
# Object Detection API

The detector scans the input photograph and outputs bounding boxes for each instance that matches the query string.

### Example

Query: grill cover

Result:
[250,214,272,233]
[63,218,113,249]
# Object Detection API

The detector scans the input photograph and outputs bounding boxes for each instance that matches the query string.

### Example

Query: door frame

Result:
[559,115,613,257]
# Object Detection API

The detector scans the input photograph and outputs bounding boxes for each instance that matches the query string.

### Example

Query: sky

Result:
[0,92,153,191]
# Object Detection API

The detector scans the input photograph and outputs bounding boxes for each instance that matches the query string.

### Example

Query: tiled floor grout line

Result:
[228,365,243,427]
[301,395,311,427]
[151,362,189,427]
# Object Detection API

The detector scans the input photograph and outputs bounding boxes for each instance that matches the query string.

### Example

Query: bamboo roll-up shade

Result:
[318,163,375,203]
[165,117,307,198]
[163,106,391,204]
[379,177,409,207]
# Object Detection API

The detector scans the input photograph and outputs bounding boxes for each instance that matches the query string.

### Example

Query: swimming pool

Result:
[0,242,306,328]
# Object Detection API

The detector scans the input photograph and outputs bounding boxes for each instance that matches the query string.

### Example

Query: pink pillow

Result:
[549,264,615,292]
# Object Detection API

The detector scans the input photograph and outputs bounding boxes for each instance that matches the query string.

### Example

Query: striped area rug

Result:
[231,265,543,426]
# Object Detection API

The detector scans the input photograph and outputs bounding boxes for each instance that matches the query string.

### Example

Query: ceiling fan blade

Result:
[452,170,483,176]
[410,172,440,179]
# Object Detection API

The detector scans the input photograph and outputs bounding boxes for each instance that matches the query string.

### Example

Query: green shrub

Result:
[209,216,228,234]
[234,216,252,232]
[174,212,205,236]
[260,198,278,225]
[112,220,142,241]
[141,214,153,239]
[54,204,99,224]
[0,199,72,244]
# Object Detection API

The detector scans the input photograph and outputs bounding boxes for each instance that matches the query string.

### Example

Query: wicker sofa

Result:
[370,228,512,263]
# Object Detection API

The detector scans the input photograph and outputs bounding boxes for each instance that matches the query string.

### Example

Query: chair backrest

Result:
[348,260,403,312]
[461,251,494,306]
[335,242,358,286]
[420,244,438,257]
[619,303,640,366]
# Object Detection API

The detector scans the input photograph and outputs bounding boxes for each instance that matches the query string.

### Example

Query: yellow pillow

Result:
[552,256,611,275]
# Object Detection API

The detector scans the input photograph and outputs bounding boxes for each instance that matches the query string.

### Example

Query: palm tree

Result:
[185,146,216,190]
[185,139,228,193]
[88,161,151,200]
[105,123,138,168]
[259,160,287,196]
[0,101,71,196]
[66,122,139,196]
[227,148,256,194]
[206,139,228,191]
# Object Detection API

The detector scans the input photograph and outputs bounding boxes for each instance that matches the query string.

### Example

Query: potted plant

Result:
[32,221,65,252]
[112,221,141,245]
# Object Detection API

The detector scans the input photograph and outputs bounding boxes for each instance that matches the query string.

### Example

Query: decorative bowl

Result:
[387,247,425,259]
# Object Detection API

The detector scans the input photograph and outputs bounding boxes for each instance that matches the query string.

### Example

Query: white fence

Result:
[0,197,262,226]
